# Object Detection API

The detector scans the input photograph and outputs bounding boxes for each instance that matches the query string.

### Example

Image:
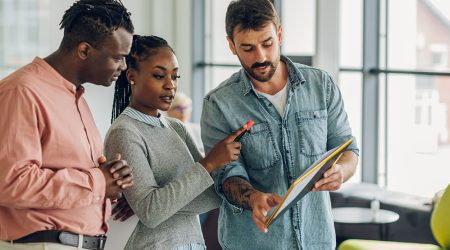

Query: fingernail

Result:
[262,210,267,216]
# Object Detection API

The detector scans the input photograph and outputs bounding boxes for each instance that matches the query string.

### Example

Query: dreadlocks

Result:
[59,0,134,50]
[111,35,175,123]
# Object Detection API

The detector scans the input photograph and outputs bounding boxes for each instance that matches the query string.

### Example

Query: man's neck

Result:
[251,60,288,95]
[44,50,82,88]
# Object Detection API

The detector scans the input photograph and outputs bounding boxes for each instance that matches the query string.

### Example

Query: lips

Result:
[160,94,175,103]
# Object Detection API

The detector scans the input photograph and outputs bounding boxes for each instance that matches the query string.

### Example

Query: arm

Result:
[104,127,214,229]
[167,120,221,214]
[222,177,281,233]
[0,86,108,210]
[201,96,280,233]
[314,73,360,191]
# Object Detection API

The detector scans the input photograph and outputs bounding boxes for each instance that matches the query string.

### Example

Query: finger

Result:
[316,180,341,191]
[267,194,281,207]
[113,166,132,179]
[315,174,342,191]
[111,160,129,176]
[323,164,340,178]
[252,211,268,233]
[224,124,248,143]
[121,180,134,189]
[117,175,133,187]
[98,155,107,164]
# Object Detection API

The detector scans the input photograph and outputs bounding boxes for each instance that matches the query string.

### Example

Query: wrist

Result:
[247,190,260,209]
[199,159,214,173]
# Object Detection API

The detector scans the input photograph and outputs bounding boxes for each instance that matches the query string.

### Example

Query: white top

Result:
[255,81,289,116]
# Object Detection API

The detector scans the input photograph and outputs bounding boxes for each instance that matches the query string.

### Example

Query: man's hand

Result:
[112,197,135,221]
[312,163,344,192]
[312,151,358,192]
[98,154,134,200]
[249,191,281,233]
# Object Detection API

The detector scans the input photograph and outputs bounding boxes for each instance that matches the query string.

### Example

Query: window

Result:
[339,0,363,182]
[381,0,450,197]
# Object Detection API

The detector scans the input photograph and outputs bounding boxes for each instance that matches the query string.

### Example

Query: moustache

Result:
[252,62,271,69]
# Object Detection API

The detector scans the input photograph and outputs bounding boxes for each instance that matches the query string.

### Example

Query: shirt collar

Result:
[121,107,169,128]
[240,55,306,96]
[33,57,79,94]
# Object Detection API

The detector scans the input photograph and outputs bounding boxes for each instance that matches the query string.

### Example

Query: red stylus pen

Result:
[234,120,255,142]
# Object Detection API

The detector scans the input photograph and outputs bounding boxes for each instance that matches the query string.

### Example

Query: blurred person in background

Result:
[167,92,205,155]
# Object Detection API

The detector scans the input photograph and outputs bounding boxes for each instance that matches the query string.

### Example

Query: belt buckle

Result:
[97,235,107,250]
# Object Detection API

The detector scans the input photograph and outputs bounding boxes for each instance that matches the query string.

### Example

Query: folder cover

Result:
[265,138,353,228]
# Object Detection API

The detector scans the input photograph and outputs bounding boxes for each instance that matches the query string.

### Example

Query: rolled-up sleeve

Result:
[325,73,359,154]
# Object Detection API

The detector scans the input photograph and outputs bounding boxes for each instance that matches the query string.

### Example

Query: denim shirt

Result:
[201,56,359,250]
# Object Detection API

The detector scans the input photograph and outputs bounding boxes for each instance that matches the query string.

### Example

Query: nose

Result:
[164,76,176,90]
[119,57,127,71]
[254,45,266,63]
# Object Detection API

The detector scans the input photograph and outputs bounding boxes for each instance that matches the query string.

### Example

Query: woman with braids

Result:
[0,1,134,249]
[104,35,246,250]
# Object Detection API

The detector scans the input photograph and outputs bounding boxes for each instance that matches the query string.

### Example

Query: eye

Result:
[263,41,273,47]
[241,46,253,52]
[171,74,181,81]
[153,74,165,80]
[113,56,124,62]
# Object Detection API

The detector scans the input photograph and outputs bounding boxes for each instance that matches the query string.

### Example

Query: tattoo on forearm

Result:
[223,177,257,210]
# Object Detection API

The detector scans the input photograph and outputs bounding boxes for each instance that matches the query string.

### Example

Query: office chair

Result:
[338,184,450,250]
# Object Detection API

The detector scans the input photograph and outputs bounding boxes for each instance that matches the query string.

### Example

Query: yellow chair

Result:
[338,184,450,250]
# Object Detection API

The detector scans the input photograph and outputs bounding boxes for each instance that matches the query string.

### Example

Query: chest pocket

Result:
[296,109,328,156]
[240,122,280,170]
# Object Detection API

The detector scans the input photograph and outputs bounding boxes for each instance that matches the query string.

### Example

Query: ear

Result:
[126,69,136,86]
[277,25,283,46]
[77,42,92,60]
[227,36,237,55]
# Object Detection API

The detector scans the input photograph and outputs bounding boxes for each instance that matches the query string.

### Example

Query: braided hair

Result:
[111,35,175,123]
[59,0,134,50]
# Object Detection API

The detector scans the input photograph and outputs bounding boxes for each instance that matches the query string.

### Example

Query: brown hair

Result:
[225,0,280,42]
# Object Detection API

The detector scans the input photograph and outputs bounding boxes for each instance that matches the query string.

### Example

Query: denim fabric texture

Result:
[201,56,359,250]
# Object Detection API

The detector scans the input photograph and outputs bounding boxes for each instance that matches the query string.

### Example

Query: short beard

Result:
[241,60,278,82]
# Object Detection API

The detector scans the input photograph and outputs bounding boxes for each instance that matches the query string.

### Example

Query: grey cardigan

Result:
[104,113,220,250]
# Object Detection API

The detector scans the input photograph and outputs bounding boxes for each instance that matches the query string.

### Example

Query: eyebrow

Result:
[153,66,179,71]
[240,37,273,48]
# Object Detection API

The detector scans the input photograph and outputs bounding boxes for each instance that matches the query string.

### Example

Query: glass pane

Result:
[281,0,316,56]
[0,0,39,77]
[205,66,241,92]
[385,74,450,197]
[206,0,240,64]
[339,0,363,68]
[388,0,450,71]
[339,72,363,183]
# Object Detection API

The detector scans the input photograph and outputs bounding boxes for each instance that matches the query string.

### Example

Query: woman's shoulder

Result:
[106,114,145,140]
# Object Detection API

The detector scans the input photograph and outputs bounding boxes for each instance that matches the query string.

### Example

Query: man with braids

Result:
[200,0,359,249]
[0,1,134,249]
[104,35,246,250]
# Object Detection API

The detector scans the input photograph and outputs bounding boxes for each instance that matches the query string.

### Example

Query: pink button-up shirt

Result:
[0,57,110,240]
